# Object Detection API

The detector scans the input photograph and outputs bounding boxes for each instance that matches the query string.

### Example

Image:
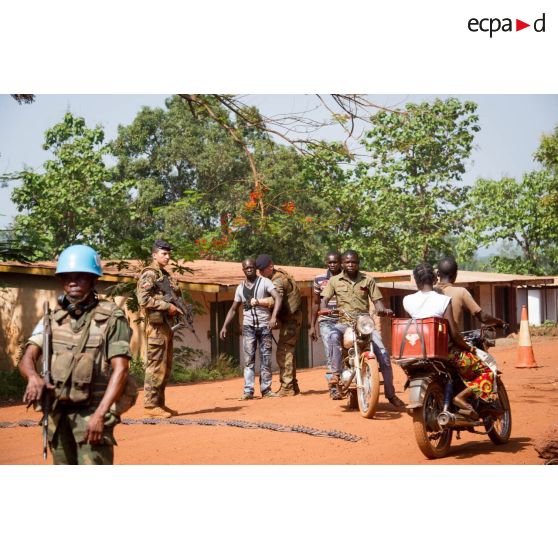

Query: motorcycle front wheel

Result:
[412,381,453,459]
[358,358,380,419]
[484,377,512,444]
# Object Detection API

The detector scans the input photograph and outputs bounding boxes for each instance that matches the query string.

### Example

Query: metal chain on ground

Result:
[0,417,361,442]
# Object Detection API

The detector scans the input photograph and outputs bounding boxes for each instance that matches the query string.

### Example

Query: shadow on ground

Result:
[179,406,244,416]
[339,401,405,421]
[452,436,532,460]
[298,389,329,396]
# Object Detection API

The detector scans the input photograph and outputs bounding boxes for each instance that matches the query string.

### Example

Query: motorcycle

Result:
[397,324,512,459]
[319,309,381,418]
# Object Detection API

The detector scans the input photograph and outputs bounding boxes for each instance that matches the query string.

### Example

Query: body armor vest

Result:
[272,268,302,317]
[50,300,122,408]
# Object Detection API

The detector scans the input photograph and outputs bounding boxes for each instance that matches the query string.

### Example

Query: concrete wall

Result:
[527,290,542,325]
[0,273,400,371]
[0,274,329,371]
[0,274,133,370]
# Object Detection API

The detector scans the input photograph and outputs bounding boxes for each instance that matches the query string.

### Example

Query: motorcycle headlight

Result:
[356,315,375,335]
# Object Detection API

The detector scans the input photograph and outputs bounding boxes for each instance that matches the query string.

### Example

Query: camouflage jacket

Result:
[137,263,182,313]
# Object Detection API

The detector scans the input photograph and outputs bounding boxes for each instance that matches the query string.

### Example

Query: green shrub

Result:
[129,356,146,385]
[172,353,241,384]
[131,349,241,386]
[530,321,558,336]
[0,370,27,404]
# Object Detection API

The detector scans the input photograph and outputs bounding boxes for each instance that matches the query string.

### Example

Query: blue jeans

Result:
[329,323,396,400]
[242,325,273,395]
[319,319,338,383]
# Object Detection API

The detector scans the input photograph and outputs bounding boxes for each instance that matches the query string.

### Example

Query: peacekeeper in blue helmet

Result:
[18,245,135,465]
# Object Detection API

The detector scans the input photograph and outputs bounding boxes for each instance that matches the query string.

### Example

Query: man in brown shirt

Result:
[436,257,504,329]
[321,250,405,408]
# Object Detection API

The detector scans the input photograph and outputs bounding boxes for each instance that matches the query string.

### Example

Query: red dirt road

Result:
[1,337,557,465]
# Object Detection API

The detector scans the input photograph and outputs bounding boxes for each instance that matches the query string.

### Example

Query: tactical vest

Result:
[50,300,126,410]
[140,265,181,292]
[273,268,302,317]
[138,265,180,325]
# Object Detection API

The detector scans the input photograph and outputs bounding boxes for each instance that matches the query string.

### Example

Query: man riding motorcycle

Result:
[321,250,405,408]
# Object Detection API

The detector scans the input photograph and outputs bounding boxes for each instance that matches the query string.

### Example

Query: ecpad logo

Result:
[468,13,546,37]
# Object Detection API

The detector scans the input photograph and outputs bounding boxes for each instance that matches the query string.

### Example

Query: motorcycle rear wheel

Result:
[412,381,453,459]
[358,358,380,419]
[484,377,512,444]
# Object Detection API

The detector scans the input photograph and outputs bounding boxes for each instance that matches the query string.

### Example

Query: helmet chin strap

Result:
[58,291,99,317]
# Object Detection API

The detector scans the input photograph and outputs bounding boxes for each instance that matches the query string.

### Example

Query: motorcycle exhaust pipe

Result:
[437,411,483,428]
[340,368,357,395]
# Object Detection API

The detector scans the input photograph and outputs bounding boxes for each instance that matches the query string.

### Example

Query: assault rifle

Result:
[155,275,198,340]
[41,301,52,461]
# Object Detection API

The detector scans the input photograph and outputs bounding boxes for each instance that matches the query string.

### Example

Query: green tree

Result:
[354,98,480,270]
[535,124,558,174]
[220,138,328,265]
[299,141,368,260]
[112,95,328,265]
[467,171,558,274]
[10,113,132,260]
[111,96,252,258]
[534,124,558,214]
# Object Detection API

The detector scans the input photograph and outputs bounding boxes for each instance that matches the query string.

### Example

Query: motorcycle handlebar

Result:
[318,308,393,318]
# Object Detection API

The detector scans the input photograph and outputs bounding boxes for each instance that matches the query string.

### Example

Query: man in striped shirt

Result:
[220,258,282,400]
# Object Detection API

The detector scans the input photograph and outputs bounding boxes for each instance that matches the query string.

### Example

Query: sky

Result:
[1,93,557,230]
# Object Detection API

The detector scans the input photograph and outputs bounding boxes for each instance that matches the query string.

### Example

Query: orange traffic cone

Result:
[516,305,538,368]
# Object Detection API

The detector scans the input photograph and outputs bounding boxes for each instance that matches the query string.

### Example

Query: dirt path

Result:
[1,337,557,465]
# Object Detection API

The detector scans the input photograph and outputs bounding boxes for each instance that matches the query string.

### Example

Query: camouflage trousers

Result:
[144,321,173,408]
[48,406,118,465]
[276,312,302,392]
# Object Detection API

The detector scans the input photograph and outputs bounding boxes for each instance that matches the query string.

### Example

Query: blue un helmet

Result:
[55,245,103,277]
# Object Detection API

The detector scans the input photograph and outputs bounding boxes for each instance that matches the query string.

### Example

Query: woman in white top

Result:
[403,263,496,413]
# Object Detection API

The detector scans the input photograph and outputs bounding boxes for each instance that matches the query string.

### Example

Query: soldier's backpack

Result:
[274,268,302,316]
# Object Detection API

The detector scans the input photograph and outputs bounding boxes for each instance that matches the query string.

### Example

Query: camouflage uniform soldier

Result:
[137,240,184,418]
[256,254,302,396]
[18,245,134,465]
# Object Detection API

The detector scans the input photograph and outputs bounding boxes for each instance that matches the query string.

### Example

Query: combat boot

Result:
[162,405,179,416]
[329,386,342,400]
[144,406,172,419]
[275,387,297,397]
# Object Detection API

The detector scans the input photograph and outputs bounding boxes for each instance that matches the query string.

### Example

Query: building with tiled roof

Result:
[0,259,409,371]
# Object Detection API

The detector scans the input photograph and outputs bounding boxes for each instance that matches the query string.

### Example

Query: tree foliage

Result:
[467,171,558,274]
[352,98,480,270]
[6,96,557,278]
[10,113,132,259]
[112,95,328,265]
